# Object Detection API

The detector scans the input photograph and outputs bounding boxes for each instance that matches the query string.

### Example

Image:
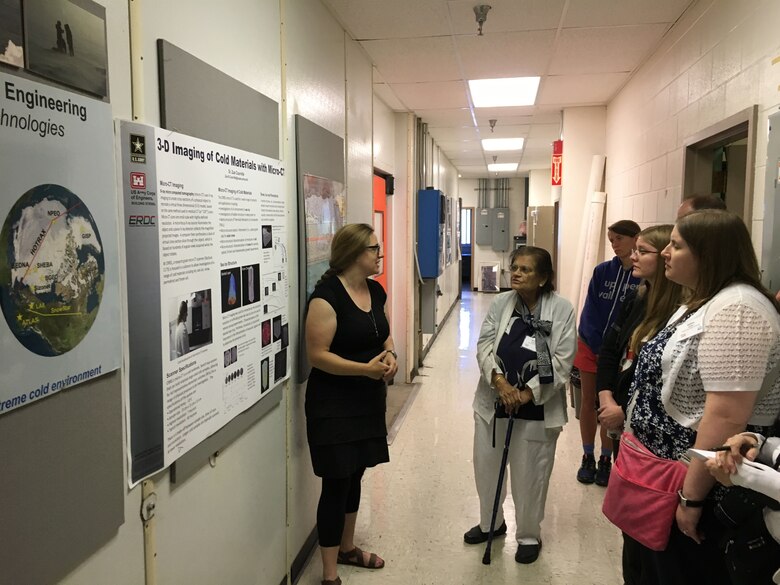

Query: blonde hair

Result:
[629,225,684,355]
[315,223,374,287]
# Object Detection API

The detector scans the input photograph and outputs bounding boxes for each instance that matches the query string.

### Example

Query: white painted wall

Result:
[529,168,553,206]
[605,0,780,267]
[558,107,607,303]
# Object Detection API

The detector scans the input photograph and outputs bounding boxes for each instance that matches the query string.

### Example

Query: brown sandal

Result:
[321,578,341,585]
[337,546,385,569]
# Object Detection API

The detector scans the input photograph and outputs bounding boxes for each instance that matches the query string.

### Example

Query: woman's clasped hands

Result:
[365,350,397,382]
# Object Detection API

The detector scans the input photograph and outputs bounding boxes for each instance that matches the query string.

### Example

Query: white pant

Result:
[472,412,560,543]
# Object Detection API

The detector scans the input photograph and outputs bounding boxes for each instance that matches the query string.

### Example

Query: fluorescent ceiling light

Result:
[487,163,518,172]
[469,77,540,108]
[482,138,524,151]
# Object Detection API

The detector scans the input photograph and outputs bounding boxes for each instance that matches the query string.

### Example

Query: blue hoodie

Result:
[578,257,640,354]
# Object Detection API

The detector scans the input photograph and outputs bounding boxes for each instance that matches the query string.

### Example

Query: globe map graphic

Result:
[0,184,105,356]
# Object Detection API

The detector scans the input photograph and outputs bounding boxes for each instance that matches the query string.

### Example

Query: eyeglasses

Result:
[365,244,381,254]
[509,264,535,274]
[631,248,659,256]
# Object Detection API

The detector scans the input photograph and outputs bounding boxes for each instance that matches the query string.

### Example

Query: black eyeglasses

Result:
[365,245,381,254]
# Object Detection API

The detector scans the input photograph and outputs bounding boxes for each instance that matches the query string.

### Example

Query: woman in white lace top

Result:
[622,209,780,584]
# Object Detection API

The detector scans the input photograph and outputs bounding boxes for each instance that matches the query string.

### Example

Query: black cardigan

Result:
[595,290,647,410]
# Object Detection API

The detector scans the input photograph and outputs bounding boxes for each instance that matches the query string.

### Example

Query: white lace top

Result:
[660,283,780,428]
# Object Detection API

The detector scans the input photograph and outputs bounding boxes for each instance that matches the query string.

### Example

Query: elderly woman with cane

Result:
[464,246,576,564]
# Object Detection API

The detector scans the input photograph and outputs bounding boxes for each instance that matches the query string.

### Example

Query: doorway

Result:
[372,174,390,296]
[683,106,758,222]
[460,206,473,290]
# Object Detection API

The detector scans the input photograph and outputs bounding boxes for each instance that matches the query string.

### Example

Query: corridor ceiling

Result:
[322,0,696,178]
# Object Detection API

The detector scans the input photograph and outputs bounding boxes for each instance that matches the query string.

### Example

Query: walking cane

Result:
[482,415,515,565]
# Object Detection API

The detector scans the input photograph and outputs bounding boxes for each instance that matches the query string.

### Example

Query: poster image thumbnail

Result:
[261,319,271,347]
[220,266,241,313]
[0,0,23,66]
[241,263,259,306]
[0,184,104,356]
[168,289,212,361]
[272,315,282,342]
[261,225,272,249]
[261,357,269,393]
[24,0,108,97]
[274,348,287,382]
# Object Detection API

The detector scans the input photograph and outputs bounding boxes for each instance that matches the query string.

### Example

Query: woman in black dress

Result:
[305,223,397,585]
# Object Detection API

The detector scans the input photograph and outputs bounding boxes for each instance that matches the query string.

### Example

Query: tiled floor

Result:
[297,289,623,585]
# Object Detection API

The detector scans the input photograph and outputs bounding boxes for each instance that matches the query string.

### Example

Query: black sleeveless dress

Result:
[305,276,390,478]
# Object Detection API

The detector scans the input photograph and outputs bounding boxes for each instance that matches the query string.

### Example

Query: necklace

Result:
[368,308,379,337]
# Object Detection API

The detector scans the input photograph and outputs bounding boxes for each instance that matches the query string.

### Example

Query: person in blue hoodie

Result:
[575,219,640,486]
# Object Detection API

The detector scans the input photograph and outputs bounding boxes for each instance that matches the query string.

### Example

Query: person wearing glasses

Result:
[575,219,641,486]
[305,223,397,585]
[621,210,780,584]
[595,225,684,584]
[465,246,576,564]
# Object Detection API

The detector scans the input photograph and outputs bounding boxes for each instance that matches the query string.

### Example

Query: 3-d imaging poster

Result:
[119,120,289,485]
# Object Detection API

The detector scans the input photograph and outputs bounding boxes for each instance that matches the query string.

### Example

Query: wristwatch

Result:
[387,350,398,359]
[677,490,705,508]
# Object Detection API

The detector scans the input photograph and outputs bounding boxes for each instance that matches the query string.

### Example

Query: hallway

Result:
[298,290,623,585]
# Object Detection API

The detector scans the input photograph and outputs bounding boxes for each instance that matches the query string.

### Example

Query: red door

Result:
[372,175,389,293]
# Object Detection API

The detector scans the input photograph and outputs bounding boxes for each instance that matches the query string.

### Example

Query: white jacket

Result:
[474,290,577,428]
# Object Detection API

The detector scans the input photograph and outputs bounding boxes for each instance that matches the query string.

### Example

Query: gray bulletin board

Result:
[155,40,283,485]
[294,115,345,382]
[0,372,124,585]
[157,40,279,158]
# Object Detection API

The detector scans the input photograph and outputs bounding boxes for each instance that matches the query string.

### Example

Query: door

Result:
[460,206,473,289]
[372,175,389,294]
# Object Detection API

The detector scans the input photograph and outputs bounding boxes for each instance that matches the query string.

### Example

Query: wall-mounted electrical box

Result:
[475,207,492,245]
[491,207,510,252]
[417,188,445,278]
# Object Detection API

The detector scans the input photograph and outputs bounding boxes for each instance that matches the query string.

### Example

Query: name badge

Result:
[676,316,704,341]
[522,335,537,352]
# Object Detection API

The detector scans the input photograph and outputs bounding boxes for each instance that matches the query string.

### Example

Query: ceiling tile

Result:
[564,0,693,28]
[455,30,557,78]
[363,37,461,83]
[528,123,561,140]
[416,108,475,127]
[390,80,469,109]
[476,124,531,139]
[323,0,451,39]
[537,72,630,105]
[428,126,481,141]
[434,140,482,151]
[373,83,407,111]
[548,25,669,75]
[447,0,566,34]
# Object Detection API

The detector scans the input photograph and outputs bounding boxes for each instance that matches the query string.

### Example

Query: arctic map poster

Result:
[0,72,121,416]
[119,121,289,485]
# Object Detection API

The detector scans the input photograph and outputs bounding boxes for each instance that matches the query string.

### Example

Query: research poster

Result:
[119,121,289,484]
[0,71,121,416]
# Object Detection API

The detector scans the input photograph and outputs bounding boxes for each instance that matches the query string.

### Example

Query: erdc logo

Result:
[130,172,146,189]
[129,215,156,226]
[130,134,146,164]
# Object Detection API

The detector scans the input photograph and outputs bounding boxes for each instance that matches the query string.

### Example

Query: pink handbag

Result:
[602,431,687,551]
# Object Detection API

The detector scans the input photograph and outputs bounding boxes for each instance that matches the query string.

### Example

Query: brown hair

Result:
[676,210,779,312]
[315,223,375,287]
[629,225,684,354]
[509,246,555,294]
